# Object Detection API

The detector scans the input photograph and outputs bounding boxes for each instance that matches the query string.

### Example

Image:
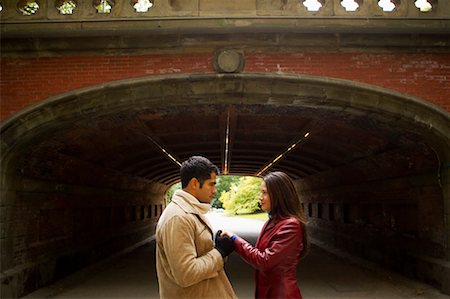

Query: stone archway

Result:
[1,73,449,296]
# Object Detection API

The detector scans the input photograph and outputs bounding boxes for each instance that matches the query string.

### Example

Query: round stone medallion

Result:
[214,50,244,73]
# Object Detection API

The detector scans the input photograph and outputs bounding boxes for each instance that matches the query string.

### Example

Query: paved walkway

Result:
[25,213,449,299]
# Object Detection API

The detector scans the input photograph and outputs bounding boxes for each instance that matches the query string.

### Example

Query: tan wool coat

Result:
[156,190,237,299]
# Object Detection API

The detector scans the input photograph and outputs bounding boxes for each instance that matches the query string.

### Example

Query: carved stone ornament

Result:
[214,49,245,73]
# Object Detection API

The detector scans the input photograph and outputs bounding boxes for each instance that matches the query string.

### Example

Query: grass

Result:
[223,211,268,221]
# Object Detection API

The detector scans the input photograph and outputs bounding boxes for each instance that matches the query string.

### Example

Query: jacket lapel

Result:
[256,218,277,248]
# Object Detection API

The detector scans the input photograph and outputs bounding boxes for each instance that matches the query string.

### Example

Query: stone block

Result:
[1,237,14,269]
[164,0,200,16]
[199,0,256,15]
[216,77,244,94]
[0,271,17,298]
[271,79,301,96]
[256,0,302,16]
[0,207,14,223]
[0,221,13,239]
[443,264,450,295]
[242,77,271,95]
[0,190,16,207]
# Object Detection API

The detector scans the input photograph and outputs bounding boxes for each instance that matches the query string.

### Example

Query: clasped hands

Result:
[214,230,235,257]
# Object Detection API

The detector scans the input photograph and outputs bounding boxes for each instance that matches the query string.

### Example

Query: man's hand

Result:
[215,230,234,257]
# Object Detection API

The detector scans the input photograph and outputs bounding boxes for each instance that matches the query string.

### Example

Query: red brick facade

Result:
[2,52,449,121]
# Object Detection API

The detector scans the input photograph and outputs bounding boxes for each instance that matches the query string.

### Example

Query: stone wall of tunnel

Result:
[0,145,166,298]
[294,145,448,291]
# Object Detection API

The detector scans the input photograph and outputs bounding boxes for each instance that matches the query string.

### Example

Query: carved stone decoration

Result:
[214,49,245,73]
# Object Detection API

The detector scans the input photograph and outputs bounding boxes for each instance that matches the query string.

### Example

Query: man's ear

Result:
[188,177,200,190]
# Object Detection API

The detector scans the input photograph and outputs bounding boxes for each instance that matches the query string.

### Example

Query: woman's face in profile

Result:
[260,181,271,212]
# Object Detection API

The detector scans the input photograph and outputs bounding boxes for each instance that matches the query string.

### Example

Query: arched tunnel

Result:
[1,73,450,297]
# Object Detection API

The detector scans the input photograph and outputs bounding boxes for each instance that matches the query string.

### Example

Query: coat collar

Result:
[172,189,210,214]
[262,217,277,232]
[172,189,214,233]
[261,215,289,234]
[256,216,291,248]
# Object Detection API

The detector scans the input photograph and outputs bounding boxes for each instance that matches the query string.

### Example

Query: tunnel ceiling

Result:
[51,105,417,184]
[2,74,446,187]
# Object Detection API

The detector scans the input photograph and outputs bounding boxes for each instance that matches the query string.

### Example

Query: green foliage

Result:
[57,1,76,14]
[233,177,262,214]
[212,175,240,208]
[165,182,181,204]
[210,197,223,209]
[19,1,39,15]
[216,176,240,198]
[219,190,235,211]
[218,176,262,214]
[96,0,112,13]
[165,175,262,215]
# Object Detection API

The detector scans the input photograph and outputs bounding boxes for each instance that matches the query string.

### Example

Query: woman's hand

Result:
[220,230,235,238]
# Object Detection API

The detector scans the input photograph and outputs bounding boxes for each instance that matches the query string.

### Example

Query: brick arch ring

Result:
[2,73,449,158]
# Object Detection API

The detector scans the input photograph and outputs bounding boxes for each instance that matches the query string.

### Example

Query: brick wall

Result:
[1,52,449,121]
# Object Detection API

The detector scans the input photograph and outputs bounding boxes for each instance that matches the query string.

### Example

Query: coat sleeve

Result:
[234,219,302,271]
[161,215,224,287]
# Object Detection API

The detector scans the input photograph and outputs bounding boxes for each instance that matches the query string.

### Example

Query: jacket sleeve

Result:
[161,215,224,287]
[234,219,302,271]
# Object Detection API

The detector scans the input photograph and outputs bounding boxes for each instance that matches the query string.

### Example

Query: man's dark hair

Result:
[180,156,220,188]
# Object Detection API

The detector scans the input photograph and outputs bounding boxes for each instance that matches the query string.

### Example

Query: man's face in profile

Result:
[196,172,217,203]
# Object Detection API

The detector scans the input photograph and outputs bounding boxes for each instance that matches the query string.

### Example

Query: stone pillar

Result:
[442,161,450,295]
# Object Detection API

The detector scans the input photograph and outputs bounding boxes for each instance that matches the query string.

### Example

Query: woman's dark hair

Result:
[263,171,308,258]
[180,156,220,188]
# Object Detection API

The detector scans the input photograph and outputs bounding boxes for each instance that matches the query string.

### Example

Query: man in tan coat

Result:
[156,156,237,299]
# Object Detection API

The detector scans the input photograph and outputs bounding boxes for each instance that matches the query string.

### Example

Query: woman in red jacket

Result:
[221,171,308,299]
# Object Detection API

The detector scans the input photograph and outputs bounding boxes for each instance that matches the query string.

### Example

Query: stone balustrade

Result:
[0,0,448,22]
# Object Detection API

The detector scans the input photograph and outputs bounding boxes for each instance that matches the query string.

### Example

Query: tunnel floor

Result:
[24,214,449,299]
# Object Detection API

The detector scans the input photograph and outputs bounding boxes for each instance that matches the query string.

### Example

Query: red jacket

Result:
[233,216,304,299]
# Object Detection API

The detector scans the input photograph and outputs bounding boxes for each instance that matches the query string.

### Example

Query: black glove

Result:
[215,230,234,257]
